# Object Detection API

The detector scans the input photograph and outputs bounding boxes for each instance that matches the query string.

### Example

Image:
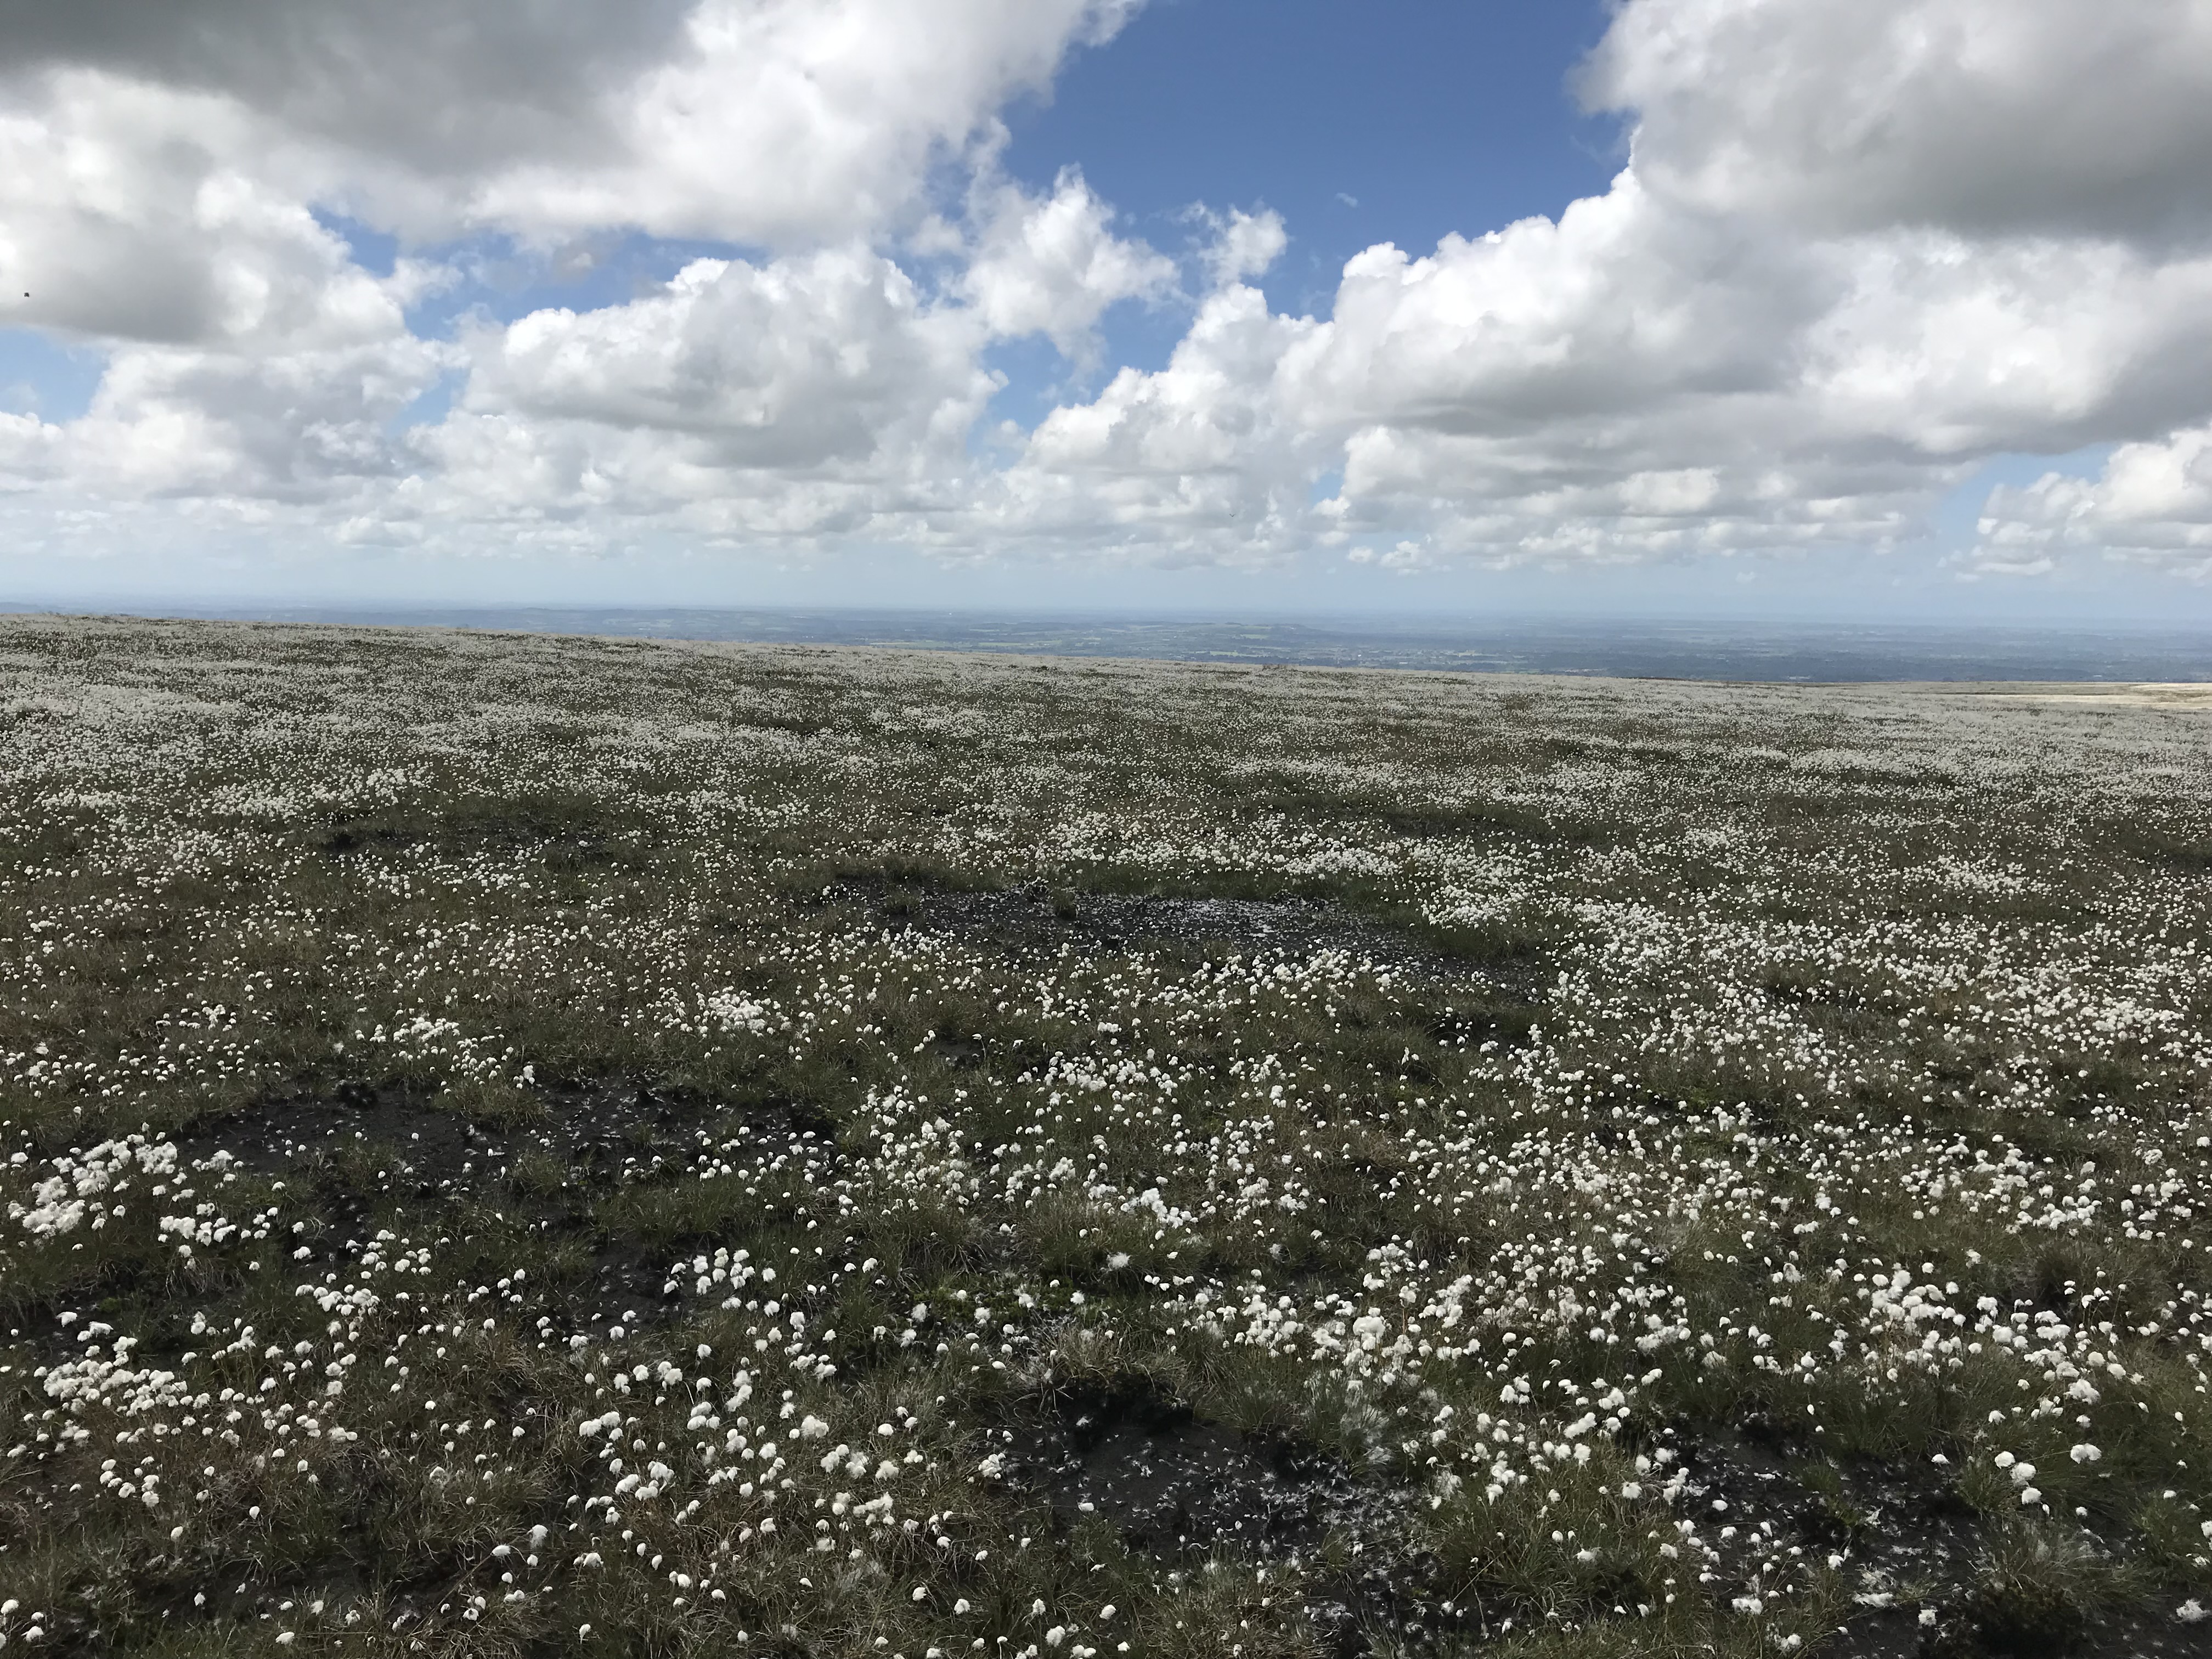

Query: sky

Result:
[2,0,2212,621]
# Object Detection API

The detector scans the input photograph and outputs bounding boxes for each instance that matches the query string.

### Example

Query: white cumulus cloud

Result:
[1584,0,2212,241]
[2,0,2211,579]
[1976,427,2212,572]
[1003,0,2212,568]
[958,171,1176,357]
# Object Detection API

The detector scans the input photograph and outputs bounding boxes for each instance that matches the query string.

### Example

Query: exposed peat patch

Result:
[860,878,1553,997]
[1006,1379,1441,1657]
[177,1076,827,1192]
[177,1081,481,1186]
[173,1079,840,1327]
[1011,1379,1403,1559]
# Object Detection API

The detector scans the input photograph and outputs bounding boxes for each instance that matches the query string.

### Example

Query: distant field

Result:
[2,614,2209,1659]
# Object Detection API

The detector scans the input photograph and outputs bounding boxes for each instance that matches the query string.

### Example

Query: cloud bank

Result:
[2,0,2210,580]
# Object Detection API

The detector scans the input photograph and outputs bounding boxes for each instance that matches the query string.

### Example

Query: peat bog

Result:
[2,616,2210,1657]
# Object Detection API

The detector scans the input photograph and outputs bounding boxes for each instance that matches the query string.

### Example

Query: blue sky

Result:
[1002,1,1621,318]
[977,0,1619,431]
[2,0,2209,620]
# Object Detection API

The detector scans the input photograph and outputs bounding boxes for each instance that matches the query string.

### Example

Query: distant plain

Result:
[8,604,2212,686]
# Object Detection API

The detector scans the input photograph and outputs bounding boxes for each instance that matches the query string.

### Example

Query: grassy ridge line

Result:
[0,614,2207,1658]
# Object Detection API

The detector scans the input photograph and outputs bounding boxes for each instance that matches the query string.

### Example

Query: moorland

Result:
[2,615,2210,1658]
